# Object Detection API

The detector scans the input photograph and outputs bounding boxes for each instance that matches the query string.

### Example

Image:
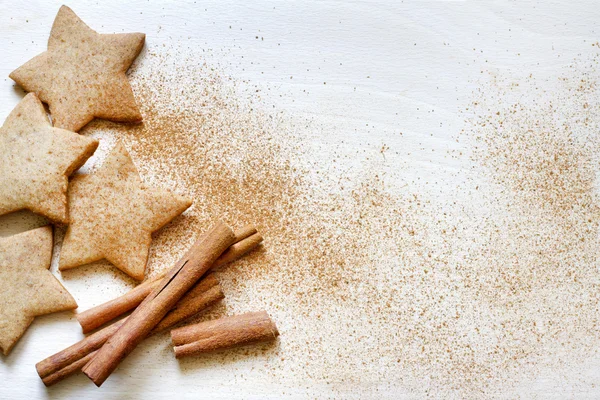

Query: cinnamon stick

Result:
[171,311,279,358]
[154,278,222,331]
[76,278,158,334]
[42,351,97,387]
[212,232,263,270]
[231,225,258,243]
[77,226,261,333]
[82,221,236,386]
[37,275,224,386]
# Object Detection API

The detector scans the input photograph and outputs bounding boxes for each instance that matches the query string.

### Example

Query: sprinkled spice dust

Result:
[454,55,600,395]
[76,47,600,397]
[81,48,440,393]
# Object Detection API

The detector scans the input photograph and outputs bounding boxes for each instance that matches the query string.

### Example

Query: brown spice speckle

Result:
[73,48,600,397]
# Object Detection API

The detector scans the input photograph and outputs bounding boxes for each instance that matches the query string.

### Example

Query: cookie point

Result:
[58,5,74,14]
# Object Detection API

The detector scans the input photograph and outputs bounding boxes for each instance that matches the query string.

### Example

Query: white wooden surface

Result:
[1,0,600,398]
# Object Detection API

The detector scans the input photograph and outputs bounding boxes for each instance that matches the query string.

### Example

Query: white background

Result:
[1,0,600,398]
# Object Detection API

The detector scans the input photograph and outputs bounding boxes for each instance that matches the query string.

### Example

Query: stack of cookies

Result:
[0,6,192,356]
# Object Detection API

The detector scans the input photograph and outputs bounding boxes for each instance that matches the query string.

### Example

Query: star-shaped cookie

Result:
[0,226,77,355]
[59,141,192,280]
[0,93,98,223]
[9,5,145,132]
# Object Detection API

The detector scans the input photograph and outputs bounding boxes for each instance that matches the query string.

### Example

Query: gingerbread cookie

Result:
[59,141,192,280]
[10,5,145,132]
[0,93,98,223]
[0,226,77,355]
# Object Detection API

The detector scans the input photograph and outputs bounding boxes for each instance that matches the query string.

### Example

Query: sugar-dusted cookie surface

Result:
[0,226,77,355]
[0,93,98,224]
[59,142,192,281]
[9,5,145,132]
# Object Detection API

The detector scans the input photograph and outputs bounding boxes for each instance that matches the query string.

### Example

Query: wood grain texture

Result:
[1,0,600,398]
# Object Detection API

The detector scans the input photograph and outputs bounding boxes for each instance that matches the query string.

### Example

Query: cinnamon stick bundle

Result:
[77,226,262,333]
[82,221,236,386]
[171,311,279,358]
[37,274,224,386]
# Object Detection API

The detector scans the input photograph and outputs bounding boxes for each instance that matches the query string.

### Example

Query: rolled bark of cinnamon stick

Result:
[42,350,97,387]
[171,311,279,358]
[231,225,258,243]
[154,278,221,331]
[36,275,224,386]
[76,226,258,334]
[76,226,261,333]
[76,278,158,335]
[211,232,263,270]
[82,221,236,386]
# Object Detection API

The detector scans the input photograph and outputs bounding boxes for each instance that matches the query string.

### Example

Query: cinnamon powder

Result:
[76,47,600,397]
